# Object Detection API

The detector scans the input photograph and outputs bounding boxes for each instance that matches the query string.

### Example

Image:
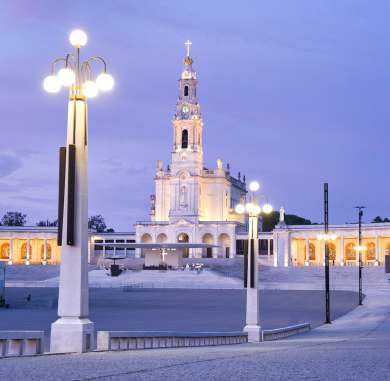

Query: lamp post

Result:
[355,206,366,306]
[235,181,273,342]
[316,183,336,324]
[317,231,337,324]
[44,29,114,353]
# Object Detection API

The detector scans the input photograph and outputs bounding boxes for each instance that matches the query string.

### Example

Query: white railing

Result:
[0,331,44,357]
[97,331,247,351]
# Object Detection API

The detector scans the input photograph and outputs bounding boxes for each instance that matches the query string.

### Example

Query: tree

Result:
[261,211,312,232]
[88,215,107,233]
[1,212,27,226]
[36,219,58,227]
[372,216,383,223]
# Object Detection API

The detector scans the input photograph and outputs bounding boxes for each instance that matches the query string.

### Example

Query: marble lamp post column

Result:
[244,210,263,342]
[45,29,114,354]
[50,96,94,354]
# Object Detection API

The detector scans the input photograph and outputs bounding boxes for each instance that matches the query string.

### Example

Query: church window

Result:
[184,85,189,96]
[181,129,188,149]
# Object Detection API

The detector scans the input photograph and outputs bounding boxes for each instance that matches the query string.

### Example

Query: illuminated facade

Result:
[135,44,247,258]
[273,218,390,267]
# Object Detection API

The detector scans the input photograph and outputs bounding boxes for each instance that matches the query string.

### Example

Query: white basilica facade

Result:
[134,48,247,258]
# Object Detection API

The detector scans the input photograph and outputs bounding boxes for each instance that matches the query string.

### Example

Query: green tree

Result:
[1,212,27,226]
[261,211,312,232]
[372,216,383,223]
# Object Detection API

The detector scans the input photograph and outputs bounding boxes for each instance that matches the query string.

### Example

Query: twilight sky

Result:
[0,0,389,230]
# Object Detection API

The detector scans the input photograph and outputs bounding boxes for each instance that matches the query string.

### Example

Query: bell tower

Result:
[171,40,203,176]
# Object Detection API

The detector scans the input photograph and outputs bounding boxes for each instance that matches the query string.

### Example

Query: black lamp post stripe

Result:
[66,144,76,246]
[57,146,66,246]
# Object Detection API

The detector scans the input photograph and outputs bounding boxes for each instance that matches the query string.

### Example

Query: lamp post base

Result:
[244,325,263,343]
[51,317,95,353]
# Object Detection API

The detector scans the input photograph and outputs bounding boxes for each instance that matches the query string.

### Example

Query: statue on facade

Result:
[179,186,188,209]
[279,207,285,223]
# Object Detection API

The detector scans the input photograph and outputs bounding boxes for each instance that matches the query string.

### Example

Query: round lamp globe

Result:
[69,29,88,47]
[43,75,61,93]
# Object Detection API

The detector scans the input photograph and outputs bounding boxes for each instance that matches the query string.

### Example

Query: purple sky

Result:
[0,1,389,231]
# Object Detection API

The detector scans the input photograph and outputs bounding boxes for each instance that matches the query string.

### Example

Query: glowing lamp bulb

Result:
[69,29,88,47]
[57,68,75,87]
[252,204,261,215]
[82,80,99,98]
[96,72,114,91]
[43,75,61,93]
[249,181,260,192]
[235,204,245,214]
[262,203,273,214]
[245,203,255,214]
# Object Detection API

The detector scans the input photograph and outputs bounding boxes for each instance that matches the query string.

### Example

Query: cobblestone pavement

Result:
[0,289,388,381]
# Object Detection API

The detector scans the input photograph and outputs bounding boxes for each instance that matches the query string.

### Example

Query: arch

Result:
[328,242,336,262]
[40,243,52,260]
[156,233,168,243]
[218,233,231,258]
[366,242,376,261]
[184,85,189,97]
[202,233,214,258]
[304,243,316,261]
[141,233,152,243]
[21,242,32,260]
[0,243,9,259]
[177,233,189,258]
[345,243,356,261]
[181,129,188,149]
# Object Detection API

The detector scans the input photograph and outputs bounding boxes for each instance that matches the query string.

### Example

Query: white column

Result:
[267,239,271,258]
[340,236,344,266]
[8,239,14,265]
[273,234,278,267]
[284,234,290,267]
[305,239,309,266]
[42,239,47,265]
[375,236,380,266]
[322,240,326,266]
[244,213,262,342]
[51,97,94,354]
[231,235,236,258]
[26,239,30,265]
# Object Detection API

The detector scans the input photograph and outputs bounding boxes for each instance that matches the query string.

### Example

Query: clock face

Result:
[182,105,189,114]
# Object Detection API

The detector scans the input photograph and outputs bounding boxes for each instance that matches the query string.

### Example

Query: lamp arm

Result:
[84,56,107,73]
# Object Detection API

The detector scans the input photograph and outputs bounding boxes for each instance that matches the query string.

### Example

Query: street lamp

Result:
[317,232,337,324]
[355,206,366,306]
[235,180,273,342]
[44,29,114,354]
[317,183,337,324]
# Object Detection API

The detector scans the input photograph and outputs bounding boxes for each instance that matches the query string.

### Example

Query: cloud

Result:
[0,153,23,178]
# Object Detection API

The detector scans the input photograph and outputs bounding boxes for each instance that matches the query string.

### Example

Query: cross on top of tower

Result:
[185,40,192,57]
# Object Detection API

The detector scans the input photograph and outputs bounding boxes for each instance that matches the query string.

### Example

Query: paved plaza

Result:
[0,289,388,381]
[1,264,389,380]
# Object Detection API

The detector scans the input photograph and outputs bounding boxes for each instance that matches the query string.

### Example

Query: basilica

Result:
[135,44,247,258]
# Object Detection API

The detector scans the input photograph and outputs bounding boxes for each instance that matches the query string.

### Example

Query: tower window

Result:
[184,85,189,97]
[181,129,188,149]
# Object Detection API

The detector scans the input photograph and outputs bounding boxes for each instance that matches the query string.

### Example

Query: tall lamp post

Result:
[355,206,366,306]
[235,181,273,342]
[43,29,114,353]
[317,183,336,324]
